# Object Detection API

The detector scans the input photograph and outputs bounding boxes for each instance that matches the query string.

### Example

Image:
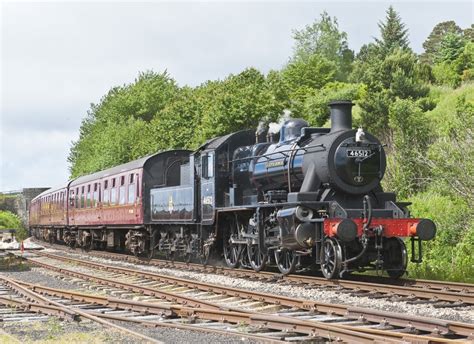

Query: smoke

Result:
[255,119,268,136]
[268,109,292,134]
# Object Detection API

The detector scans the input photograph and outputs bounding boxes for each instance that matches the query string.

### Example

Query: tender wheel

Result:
[247,243,267,272]
[384,238,408,279]
[275,248,297,275]
[223,218,241,268]
[320,238,343,279]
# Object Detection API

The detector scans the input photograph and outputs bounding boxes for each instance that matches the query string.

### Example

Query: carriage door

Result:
[200,151,215,224]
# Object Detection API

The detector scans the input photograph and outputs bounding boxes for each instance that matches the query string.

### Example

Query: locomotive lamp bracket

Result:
[410,236,423,263]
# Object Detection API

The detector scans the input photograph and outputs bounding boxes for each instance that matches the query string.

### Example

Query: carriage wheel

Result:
[81,233,92,252]
[247,243,267,272]
[384,238,408,279]
[320,238,342,279]
[223,220,241,268]
[275,248,297,275]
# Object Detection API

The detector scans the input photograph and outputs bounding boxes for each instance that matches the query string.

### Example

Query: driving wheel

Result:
[320,238,342,279]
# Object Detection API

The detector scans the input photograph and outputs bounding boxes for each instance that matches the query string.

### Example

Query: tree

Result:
[292,11,353,80]
[375,6,410,56]
[191,68,284,145]
[463,24,474,42]
[436,32,466,63]
[421,21,462,64]
[68,71,179,177]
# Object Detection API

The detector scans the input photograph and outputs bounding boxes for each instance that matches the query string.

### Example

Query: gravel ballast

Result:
[41,248,474,324]
[1,267,255,343]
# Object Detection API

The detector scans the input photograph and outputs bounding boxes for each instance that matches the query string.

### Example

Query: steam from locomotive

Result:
[29,100,436,279]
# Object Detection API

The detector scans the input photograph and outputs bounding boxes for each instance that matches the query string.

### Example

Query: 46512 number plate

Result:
[347,149,373,158]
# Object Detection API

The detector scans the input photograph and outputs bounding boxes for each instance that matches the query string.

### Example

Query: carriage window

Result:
[81,186,85,208]
[129,174,134,183]
[103,189,109,205]
[75,188,79,208]
[128,182,135,204]
[118,178,126,205]
[93,183,99,207]
[103,180,109,205]
[111,186,117,205]
[86,185,91,207]
[70,190,75,207]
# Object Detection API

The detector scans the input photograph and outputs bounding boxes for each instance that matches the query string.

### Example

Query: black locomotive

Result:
[30,100,436,279]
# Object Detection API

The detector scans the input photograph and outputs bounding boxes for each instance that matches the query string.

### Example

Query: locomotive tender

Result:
[29,101,436,279]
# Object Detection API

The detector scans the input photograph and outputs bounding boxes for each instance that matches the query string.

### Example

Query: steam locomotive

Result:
[29,101,436,279]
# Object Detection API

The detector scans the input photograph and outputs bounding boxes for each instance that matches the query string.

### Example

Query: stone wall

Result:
[0,188,50,227]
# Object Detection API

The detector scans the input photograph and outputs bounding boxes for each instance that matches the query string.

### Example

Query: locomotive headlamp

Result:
[295,206,313,221]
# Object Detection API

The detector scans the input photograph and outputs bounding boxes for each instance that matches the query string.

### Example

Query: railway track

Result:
[17,250,474,342]
[0,275,161,343]
[36,240,474,307]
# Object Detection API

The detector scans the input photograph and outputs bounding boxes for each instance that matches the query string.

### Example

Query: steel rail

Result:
[34,250,474,307]
[8,279,462,344]
[0,275,162,344]
[47,242,473,295]
[27,258,226,310]
[35,238,474,297]
[24,254,474,340]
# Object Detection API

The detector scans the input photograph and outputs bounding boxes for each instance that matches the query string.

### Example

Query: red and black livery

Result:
[29,100,436,279]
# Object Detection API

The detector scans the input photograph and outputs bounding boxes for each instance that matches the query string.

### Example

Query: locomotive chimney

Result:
[329,100,354,132]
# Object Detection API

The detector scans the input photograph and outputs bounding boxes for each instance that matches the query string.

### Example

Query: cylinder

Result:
[329,100,354,132]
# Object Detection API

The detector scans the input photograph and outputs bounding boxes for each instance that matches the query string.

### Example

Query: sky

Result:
[1,0,473,191]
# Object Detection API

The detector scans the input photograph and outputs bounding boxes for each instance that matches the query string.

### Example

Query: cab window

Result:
[202,152,214,179]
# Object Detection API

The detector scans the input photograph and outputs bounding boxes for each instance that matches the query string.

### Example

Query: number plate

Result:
[347,149,373,158]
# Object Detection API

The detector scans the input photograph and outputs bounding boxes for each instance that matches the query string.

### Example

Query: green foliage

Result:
[303,82,366,126]
[432,62,462,88]
[382,99,431,198]
[404,85,474,282]
[421,21,462,64]
[409,191,473,282]
[426,95,474,205]
[191,68,284,145]
[291,11,353,80]
[424,23,474,87]
[355,49,429,140]
[464,24,474,42]
[69,71,179,177]
[436,32,466,63]
[375,6,410,56]
[0,210,27,240]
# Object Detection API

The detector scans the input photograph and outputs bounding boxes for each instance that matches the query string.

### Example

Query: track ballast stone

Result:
[42,248,474,324]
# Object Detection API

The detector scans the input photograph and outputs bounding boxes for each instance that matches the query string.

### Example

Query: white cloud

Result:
[1,1,472,191]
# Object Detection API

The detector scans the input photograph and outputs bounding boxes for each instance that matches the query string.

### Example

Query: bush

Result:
[432,62,461,87]
[0,211,28,240]
[408,192,473,282]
